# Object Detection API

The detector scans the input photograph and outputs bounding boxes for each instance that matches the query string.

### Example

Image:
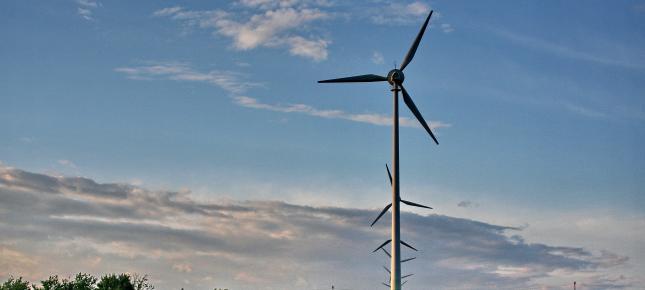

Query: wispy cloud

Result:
[491,28,644,69]
[115,61,260,94]
[152,6,182,17]
[76,0,100,21]
[115,61,451,129]
[237,0,333,10]
[634,3,645,13]
[366,2,454,36]
[369,1,430,25]
[57,159,78,169]
[233,96,451,129]
[441,23,454,33]
[371,51,385,64]
[562,102,608,119]
[0,165,633,290]
[457,200,479,208]
[153,4,331,61]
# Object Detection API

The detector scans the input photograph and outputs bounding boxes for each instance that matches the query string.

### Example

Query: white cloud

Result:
[441,23,454,33]
[154,5,331,61]
[233,96,451,129]
[152,6,183,17]
[57,160,78,169]
[172,263,193,273]
[0,165,636,290]
[372,51,385,64]
[116,61,450,129]
[114,58,453,153]
[237,0,333,9]
[76,0,100,21]
[285,36,329,61]
[406,1,430,15]
[115,62,259,94]
[370,1,430,25]
[77,0,98,8]
[238,0,298,9]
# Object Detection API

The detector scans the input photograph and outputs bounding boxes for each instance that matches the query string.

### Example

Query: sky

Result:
[1,0,644,289]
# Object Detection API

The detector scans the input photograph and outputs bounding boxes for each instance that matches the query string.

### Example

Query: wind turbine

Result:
[318,10,438,290]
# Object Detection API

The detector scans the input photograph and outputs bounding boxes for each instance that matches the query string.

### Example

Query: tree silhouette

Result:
[1,273,153,290]
[0,277,31,290]
[96,274,133,290]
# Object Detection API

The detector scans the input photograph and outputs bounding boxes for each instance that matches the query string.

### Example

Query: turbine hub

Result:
[387,69,405,85]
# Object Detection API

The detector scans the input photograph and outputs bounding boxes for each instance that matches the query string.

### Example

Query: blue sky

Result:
[1,1,644,289]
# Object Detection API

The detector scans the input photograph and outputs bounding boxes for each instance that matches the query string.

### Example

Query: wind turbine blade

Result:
[401,85,439,145]
[370,203,392,227]
[383,266,391,274]
[373,239,392,252]
[318,74,387,83]
[402,257,417,263]
[381,248,391,258]
[401,240,418,251]
[386,164,393,185]
[400,10,433,71]
[401,199,433,209]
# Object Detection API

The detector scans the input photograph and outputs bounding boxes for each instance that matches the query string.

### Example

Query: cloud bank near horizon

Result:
[0,165,633,290]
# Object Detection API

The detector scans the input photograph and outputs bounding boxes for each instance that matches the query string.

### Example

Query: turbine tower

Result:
[318,11,438,290]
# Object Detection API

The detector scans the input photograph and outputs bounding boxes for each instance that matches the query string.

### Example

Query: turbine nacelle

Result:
[387,69,405,85]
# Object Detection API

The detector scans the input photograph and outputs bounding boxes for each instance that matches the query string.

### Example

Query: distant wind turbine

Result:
[318,10,438,290]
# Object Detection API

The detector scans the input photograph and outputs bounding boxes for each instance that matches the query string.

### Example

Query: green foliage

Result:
[96,274,132,290]
[2,273,153,290]
[129,275,153,290]
[71,273,98,290]
[40,276,63,290]
[0,277,31,290]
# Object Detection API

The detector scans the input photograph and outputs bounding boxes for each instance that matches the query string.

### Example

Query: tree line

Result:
[0,273,153,290]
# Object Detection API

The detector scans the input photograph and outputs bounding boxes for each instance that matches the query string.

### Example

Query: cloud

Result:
[172,263,193,273]
[57,160,78,169]
[370,1,430,25]
[154,4,331,61]
[372,51,385,64]
[0,164,632,290]
[490,27,644,69]
[562,102,608,119]
[441,23,454,33]
[285,36,329,61]
[233,96,451,129]
[114,61,259,94]
[76,0,100,21]
[236,0,332,10]
[634,3,645,13]
[0,245,38,280]
[152,6,183,17]
[457,200,478,208]
[115,61,451,130]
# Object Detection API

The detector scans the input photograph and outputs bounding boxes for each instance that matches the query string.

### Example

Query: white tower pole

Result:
[391,84,402,290]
